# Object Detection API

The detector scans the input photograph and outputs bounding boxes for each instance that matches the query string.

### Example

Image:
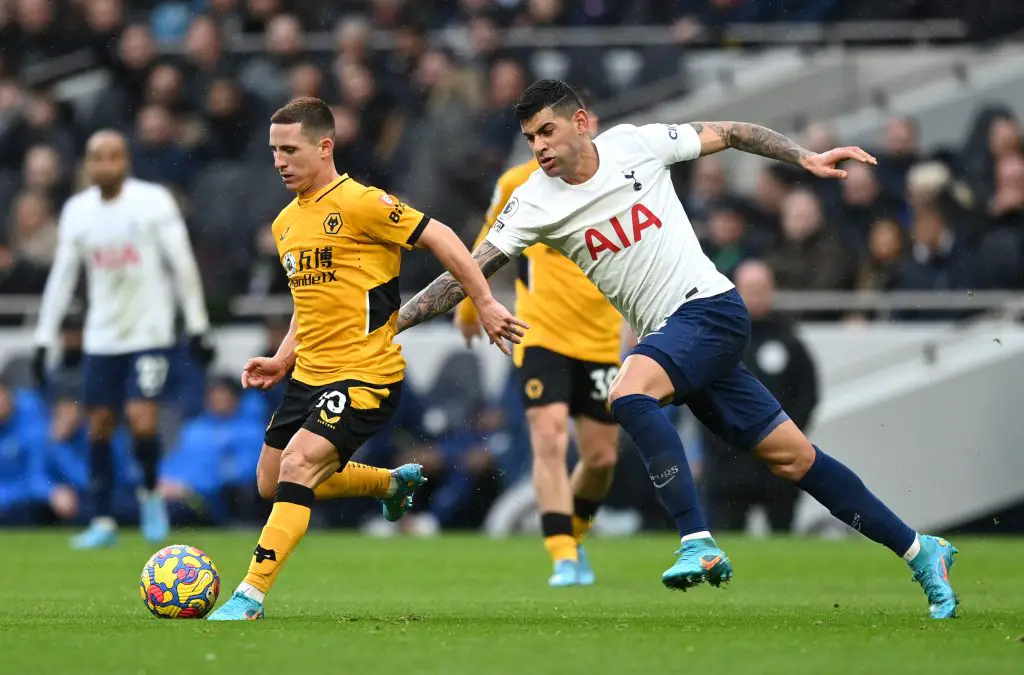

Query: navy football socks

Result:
[797,445,916,556]
[611,394,708,537]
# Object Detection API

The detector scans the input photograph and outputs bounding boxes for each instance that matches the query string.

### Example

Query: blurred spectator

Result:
[685,155,729,233]
[335,61,399,162]
[463,12,505,77]
[239,12,304,108]
[802,122,839,155]
[159,376,264,525]
[399,47,485,259]
[381,13,428,99]
[832,162,902,253]
[0,87,76,182]
[0,243,49,294]
[877,116,920,200]
[986,151,1024,219]
[978,153,1024,288]
[201,76,255,162]
[751,163,800,239]
[7,0,77,85]
[96,22,157,130]
[19,89,76,165]
[81,0,124,71]
[9,189,57,267]
[856,215,907,292]
[182,14,232,109]
[0,379,50,525]
[144,61,192,116]
[476,57,526,175]
[21,143,69,207]
[290,60,326,101]
[397,402,504,535]
[962,106,1021,207]
[207,0,245,36]
[241,0,283,35]
[240,223,291,297]
[892,203,977,318]
[333,15,373,71]
[700,198,766,279]
[132,104,195,190]
[701,259,818,533]
[329,103,384,187]
[766,188,855,293]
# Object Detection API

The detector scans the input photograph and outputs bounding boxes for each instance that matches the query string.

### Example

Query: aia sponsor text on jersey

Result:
[584,203,663,260]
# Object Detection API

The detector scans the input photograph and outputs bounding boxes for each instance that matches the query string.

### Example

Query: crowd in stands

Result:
[2,0,1024,308]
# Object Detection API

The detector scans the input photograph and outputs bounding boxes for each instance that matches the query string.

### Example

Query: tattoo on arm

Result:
[689,121,812,165]
[397,242,509,332]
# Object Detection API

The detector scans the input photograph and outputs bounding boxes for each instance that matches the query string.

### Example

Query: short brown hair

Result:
[270,96,335,141]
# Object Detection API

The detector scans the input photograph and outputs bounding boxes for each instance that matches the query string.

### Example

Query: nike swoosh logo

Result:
[653,475,677,489]
[279,227,290,241]
[701,555,722,571]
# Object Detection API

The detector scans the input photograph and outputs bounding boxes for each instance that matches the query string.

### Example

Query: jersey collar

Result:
[298,174,349,206]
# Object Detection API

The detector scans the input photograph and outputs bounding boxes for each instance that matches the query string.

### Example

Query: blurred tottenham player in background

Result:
[33,130,214,549]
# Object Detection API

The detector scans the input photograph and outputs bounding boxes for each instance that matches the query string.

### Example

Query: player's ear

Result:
[574,109,589,135]
[319,136,334,158]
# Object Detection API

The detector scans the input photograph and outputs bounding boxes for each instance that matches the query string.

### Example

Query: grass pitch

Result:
[0,531,1020,674]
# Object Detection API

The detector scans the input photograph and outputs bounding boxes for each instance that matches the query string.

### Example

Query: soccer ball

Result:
[139,544,220,619]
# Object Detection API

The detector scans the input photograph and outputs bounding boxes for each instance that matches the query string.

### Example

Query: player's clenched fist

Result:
[241,356,289,390]
[476,296,529,356]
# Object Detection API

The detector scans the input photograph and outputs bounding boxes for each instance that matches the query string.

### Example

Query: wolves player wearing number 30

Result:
[398,80,959,619]
[33,131,215,549]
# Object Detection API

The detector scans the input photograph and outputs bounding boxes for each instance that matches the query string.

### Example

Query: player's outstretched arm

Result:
[397,240,517,344]
[688,121,877,178]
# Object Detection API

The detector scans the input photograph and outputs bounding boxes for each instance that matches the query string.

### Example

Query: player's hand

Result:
[454,314,483,347]
[188,333,216,368]
[241,356,289,390]
[31,346,47,386]
[475,296,528,356]
[799,146,876,179]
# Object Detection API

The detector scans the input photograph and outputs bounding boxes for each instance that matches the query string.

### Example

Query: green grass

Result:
[0,531,1021,674]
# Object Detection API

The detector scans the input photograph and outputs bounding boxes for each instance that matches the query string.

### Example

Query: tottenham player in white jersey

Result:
[397,80,958,619]
[34,130,214,549]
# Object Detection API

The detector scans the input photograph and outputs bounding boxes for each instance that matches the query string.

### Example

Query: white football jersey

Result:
[35,178,210,354]
[486,123,734,339]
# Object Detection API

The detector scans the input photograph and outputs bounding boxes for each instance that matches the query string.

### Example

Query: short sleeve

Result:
[484,190,546,258]
[633,123,702,166]
[351,186,430,249]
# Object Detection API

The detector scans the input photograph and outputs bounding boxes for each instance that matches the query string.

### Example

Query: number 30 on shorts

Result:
[315,390,347,424]
[589,366,619,400]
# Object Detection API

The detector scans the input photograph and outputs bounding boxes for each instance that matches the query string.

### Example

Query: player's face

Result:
[270,122,331,193]
[85,138,129,190]
[521,107,589,177]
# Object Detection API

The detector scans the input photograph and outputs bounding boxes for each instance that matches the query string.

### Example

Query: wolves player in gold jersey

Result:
[208,97,526,620]
[455,105,623,587]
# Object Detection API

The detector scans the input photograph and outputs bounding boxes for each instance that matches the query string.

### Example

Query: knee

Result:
[256,468,276,501]
[581,445,618,474]
[607,381,630,406]
[88,410,117,441]
[763,442,816,483]
[279,447,319,482]
[530,427,568,465]
[125,407,159,438]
